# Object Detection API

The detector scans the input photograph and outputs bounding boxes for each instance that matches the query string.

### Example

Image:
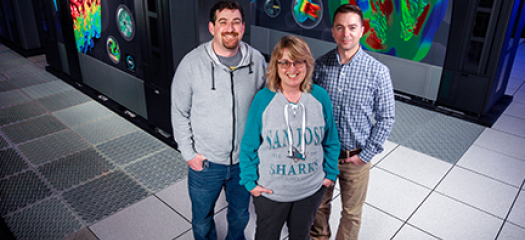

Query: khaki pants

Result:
[311,161,371,240]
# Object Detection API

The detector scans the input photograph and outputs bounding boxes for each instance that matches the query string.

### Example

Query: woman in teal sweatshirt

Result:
[239,35,340,240]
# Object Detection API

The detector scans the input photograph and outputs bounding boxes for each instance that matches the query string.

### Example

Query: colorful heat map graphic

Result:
[107,36,120,64]
[293,0,323,29]
[117,5,135,41]
[69,0,101,54]
[327,0,448,62]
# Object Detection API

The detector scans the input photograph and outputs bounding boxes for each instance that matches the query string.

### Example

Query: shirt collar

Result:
[335,47,363,66]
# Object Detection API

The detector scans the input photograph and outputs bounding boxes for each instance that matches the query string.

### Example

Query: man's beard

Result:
[221,32,240,49]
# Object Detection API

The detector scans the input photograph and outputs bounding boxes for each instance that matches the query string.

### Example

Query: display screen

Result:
[253,0,450,66]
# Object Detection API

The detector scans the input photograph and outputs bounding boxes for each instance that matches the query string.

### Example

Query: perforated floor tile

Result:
[125,148,187,192]
[61,228,98,240]
[403,114,486,164]
[53,101,114,128]
[39,148,115,191]
[0,134,8,149]
[0,102,46,126]
[1,115,68,144]
[0,148,28,179]
[27,54,46,63]
[62,170,149,225]
[37,90,91,112]
[21,81,74,100]
[0,53,31,71]
[7,71,59,89]
[72,115,139,145]
[18,130,90,165]
[0,80,15,92]
[0,171,53,216]
[0,43,9,52]
[4,197,83,240]
[0,89,32,108]
[97,131,167,165]
[1,63,44,79]
[389,102,437,144]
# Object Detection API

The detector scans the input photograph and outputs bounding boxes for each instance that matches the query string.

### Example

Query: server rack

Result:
[437,0,525,121]
[0,0,42,56]
[32,0,82,82]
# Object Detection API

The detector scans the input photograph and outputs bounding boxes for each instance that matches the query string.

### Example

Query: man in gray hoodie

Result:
[170,1,266,239]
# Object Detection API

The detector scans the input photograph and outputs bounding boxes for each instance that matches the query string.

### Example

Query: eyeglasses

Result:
[277,60,306,69]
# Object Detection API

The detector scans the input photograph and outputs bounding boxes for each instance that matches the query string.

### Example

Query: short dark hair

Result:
[209,1,245,24]
[333,4,363,26]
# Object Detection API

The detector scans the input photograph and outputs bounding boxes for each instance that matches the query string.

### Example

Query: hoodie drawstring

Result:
[211,62,215,90]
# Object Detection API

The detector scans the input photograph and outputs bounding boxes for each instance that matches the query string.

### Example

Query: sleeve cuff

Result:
[244,181,257,192]
[326,173,338,181]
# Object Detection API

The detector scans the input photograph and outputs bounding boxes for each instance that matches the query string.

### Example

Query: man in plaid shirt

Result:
[310,4,396,240]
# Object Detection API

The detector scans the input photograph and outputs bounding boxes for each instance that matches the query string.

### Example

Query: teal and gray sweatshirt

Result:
[171,40,266,165]
[239,86,340,202]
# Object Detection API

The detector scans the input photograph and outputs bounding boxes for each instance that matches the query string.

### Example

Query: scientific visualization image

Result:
[254,0,450,65]
[69,0,101,54]
[264,0,281,17]
[116,4,135,41]
[106,36,120,64]
[67,0,141,74]
[347,0,449,63]
[292,0,323,29]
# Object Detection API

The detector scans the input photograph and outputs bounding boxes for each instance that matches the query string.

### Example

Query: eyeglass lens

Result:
[278,60,305,68]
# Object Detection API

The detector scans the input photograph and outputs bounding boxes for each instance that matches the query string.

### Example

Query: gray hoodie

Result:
[171,40,266,165]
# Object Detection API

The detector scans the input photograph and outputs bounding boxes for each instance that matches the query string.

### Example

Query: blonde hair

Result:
[266,35,315,93]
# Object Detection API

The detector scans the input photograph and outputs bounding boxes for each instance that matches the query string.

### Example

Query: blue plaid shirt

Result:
[314,47,395,163]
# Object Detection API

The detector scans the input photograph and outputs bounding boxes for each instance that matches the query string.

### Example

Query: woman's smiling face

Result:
[277,48,307,91]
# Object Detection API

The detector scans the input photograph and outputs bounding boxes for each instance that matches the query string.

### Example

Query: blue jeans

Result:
[188,160,250,240]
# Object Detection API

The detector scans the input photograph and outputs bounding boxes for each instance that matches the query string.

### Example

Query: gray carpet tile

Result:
[26,54,46,64]
[0,52,31,72]
[0,43,9,52]
[1,115,68,144]
[0,80,15,92]
[0,133,8,149]
[96,131,167,165]
[0,148,28,179]
[0,62,45,79]
[4,197,83,240]
[403,114,486,164]
[72,115,139,145]
[37,90,92,112]
[0,101,47,126]
[389,102,438,144]
[38,148,115,191]
[62,170,149,225]
[0,170,53,216]
[125,148,187,192]
[20,81,74,100]
[0,89,32,108]
[7,71,59,89]
[53,101,114,128]
[18,130,91,165]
